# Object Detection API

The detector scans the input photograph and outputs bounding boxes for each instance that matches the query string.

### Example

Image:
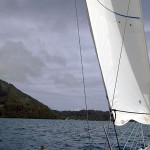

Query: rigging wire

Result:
[111,0,131,107]
[86,1,114,148]
[122,122,137,150]
[93,1,148,149]
[130,123,141,149]
[111,122,136,147]
[103,125,112,150]
[74,0,91,148]
[112,121,121,150]
[104,113,113,150]
[110,1,132,149]
[41,1,148,149]
[141,124,145,148]
[135,129,143,149]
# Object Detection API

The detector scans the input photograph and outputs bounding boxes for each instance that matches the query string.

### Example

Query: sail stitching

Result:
[96,0,140,19]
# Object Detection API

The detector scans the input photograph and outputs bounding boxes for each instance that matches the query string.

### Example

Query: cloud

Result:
[52,73,80,87]
[0,0,149,111]
[40,49,67,66]
[0,41,45,83]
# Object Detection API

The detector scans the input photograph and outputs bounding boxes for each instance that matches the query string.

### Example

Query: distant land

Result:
[0,79,109,120]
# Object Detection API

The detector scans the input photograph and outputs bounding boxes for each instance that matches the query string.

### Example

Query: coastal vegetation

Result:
[0,79,109,120]
[60,110,109,121]
[0,79,59,119]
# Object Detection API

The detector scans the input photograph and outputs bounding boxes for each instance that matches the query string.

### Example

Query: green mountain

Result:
[0,79,109,120]
[0,79,60,119]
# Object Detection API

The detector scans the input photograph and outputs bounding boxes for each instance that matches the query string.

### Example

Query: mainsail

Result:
[86,0,150,126]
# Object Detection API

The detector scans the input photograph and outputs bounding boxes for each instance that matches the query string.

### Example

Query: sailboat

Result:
[85,0,150,149]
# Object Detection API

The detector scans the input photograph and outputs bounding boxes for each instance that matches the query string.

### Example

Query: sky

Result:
[0,0,150,111]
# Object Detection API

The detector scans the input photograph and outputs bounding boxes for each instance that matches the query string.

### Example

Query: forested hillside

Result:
[0,79,60,119]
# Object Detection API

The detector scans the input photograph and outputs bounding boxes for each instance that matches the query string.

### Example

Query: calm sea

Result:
[0,119,150,150]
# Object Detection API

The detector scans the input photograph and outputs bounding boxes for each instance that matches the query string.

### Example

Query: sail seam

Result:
[96,0,140,19]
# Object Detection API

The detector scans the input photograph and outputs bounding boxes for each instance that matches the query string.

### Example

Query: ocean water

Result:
[0,119,150,150]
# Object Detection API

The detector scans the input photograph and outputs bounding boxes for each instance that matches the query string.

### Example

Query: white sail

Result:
[86,0,150,126]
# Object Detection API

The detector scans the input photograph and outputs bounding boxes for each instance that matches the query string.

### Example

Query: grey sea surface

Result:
[0,119,150,150]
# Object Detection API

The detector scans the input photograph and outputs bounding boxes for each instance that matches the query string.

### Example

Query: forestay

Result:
[86,0,150,126]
